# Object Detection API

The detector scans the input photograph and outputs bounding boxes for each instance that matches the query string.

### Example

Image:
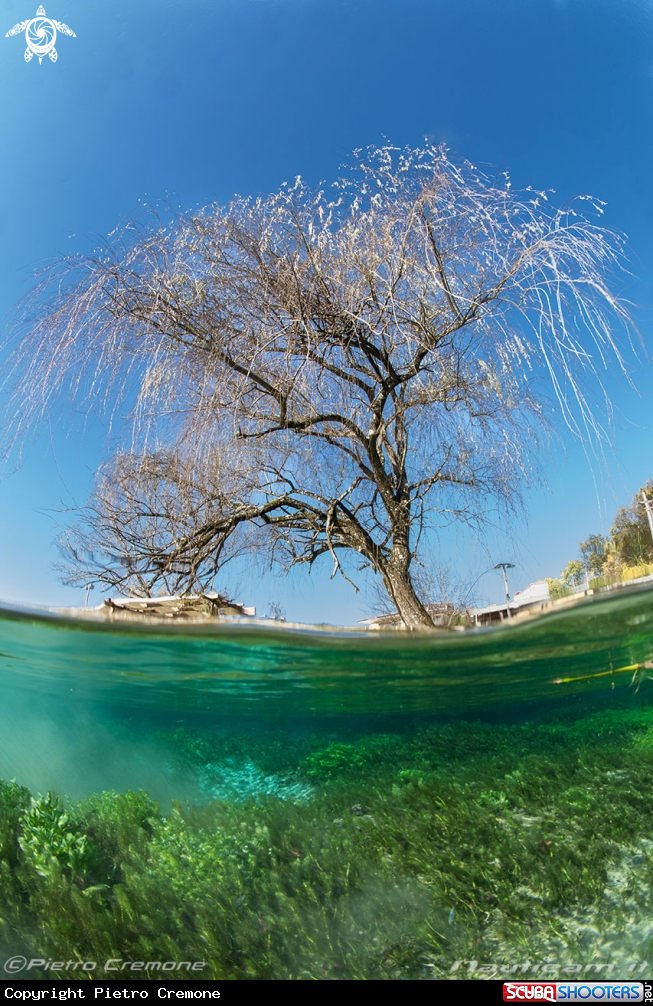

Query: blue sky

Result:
[0,0,652,622]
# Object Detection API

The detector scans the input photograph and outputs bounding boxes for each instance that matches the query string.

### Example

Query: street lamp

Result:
[493,562,515,616]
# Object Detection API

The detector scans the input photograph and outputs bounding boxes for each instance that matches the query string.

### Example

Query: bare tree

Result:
[4,143,634,626]
[56,450,256,598]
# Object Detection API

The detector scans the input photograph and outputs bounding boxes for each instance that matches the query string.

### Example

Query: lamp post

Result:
[493,562,515,617]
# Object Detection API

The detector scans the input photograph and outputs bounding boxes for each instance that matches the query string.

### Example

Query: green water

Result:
[1,586,653,981]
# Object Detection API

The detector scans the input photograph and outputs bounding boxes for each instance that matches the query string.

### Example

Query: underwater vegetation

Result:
[3,704,653,979]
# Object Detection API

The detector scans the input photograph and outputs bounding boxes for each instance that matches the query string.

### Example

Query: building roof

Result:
[102,594,256,621]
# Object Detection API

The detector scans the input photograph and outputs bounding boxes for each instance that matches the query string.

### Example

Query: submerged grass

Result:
[3,704,653,979]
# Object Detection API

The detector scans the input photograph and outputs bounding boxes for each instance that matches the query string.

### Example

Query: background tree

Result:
[4,143,633,627]
[610,480,653,567]
[579,534,608,579]
[561,560,586,589]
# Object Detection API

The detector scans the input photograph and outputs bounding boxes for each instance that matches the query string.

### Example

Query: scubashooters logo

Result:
[5,5,75,63]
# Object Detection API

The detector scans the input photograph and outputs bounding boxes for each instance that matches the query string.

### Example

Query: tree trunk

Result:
[382,536,434,629]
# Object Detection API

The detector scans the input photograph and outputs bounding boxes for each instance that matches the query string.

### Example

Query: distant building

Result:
[470,579,550,627]
[360,602,456,630]
[102,594,256,620]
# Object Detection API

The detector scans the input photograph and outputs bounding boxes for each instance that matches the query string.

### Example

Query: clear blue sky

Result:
[0,0,652,622]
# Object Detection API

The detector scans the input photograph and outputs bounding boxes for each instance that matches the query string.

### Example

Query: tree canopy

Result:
[610,481,653,568]
[4,143,634,626]
[552,482,653,593]
[561,559,586,589]
[579,534,609,579]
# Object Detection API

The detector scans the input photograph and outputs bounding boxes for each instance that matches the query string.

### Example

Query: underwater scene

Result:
[2,586,653,981]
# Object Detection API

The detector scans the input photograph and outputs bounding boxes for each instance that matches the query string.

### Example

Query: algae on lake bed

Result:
[3,703,653,980]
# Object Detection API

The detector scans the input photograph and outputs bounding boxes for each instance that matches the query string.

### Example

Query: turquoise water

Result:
[1,586,653,980]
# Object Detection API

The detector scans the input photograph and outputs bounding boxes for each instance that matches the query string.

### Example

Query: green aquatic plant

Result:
[302,741,374,780]
[19,792,93,885]
[0,779,29,863]
[3,704,653,979]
